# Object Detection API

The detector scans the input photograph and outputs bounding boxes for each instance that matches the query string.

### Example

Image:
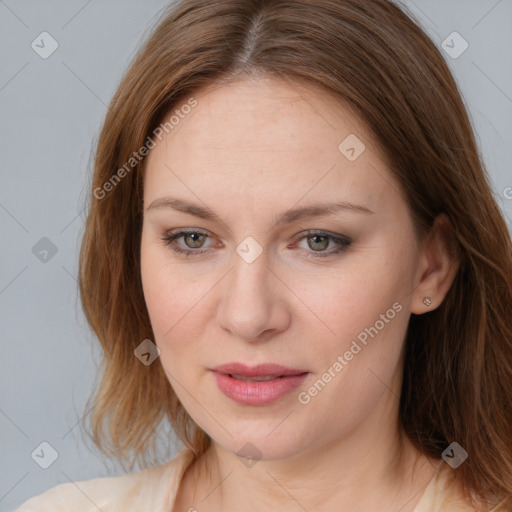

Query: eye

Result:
[160,229,213,257]
[160,229,351,259]
[291,230,351,258]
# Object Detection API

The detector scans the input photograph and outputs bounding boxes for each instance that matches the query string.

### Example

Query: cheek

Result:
[141,239,169,333]
[141,239,183,344]
[297,244,414,406]
[297,273,409,436]
[307,263,408,349]
[140,237,214,369]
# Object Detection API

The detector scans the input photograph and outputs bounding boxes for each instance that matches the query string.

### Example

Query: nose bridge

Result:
[217,242,289,341]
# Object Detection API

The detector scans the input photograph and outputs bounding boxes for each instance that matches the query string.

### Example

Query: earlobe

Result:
[411,214,460,314]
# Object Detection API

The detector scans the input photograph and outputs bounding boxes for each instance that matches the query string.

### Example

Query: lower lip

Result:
[211,371,309,406]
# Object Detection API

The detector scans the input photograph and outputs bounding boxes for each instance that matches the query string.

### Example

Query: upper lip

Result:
[211,363,308,377]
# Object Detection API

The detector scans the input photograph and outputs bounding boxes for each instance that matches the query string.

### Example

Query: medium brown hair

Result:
[78,0,512,508]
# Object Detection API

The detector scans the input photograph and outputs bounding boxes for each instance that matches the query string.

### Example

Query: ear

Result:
[411,213,460,314]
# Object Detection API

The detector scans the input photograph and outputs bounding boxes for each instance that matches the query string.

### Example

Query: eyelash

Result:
[160,229,351,259]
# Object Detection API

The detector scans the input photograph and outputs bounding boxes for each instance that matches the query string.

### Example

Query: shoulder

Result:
[414,461,507,512]
[15,449,195,512]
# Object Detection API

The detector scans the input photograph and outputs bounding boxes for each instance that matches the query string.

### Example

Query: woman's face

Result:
[140,76,425,461]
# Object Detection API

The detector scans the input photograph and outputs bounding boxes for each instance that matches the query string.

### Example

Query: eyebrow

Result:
[145,196,374,227]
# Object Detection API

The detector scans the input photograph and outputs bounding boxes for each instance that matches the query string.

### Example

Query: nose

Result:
[216,249,291,343]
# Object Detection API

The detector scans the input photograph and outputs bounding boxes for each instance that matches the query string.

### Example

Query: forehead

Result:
[143,77,397,214]
[161,76,370,158]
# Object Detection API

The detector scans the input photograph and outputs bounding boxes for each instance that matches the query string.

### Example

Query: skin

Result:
[140,75,460,511]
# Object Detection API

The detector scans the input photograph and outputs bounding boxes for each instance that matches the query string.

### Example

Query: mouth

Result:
[210,362,309,378]
[210,363,310,406]
[227,374,299,382]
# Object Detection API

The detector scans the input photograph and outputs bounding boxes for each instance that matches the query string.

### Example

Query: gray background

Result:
[1,1,511,510]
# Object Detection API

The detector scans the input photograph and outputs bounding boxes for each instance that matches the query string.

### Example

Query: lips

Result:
[210,363,310,406]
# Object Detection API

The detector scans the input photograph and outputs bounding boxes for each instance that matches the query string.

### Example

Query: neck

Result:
[190,416,439,511]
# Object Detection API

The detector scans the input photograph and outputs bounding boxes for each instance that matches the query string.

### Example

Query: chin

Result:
[210,422,308,463]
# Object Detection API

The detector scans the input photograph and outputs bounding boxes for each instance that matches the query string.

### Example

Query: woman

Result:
[16,0,512,510]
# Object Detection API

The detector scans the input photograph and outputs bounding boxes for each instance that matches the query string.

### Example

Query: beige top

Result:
[15,449,508,511]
